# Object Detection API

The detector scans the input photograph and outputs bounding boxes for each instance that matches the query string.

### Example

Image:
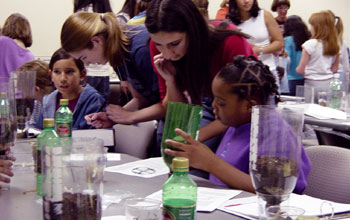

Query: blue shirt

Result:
[284,36,303,80]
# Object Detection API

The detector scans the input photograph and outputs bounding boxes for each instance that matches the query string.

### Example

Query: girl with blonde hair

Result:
[296,11,340,94]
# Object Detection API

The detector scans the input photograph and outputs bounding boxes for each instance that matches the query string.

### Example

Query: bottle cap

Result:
[171,157,189,172]
[43,118,54,127]
[334,73,340,79]
[60,99,69,106]
[0,92,6,99]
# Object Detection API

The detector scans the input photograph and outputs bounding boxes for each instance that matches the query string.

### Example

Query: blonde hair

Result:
[60,12,129,66]
[309,11,339,56]
[17,60,53,95]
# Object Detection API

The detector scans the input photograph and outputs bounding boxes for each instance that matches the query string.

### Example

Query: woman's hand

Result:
[164,128,216,172]
[85,112,114,128]
[106,104,135,125]
[153,53,177,83]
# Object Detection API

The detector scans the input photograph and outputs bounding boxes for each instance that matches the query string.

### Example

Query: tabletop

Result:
[0,140,252,220]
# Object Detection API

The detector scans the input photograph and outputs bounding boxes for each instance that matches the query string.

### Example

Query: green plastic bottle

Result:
[36,118,56,196]
[162,157,197,220]
[41,119,63,220]
[55,99,72,137]
[0,92,11,155]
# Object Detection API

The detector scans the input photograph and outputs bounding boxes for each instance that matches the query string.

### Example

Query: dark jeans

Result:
[288,79,304,96]
[86,76,110,103]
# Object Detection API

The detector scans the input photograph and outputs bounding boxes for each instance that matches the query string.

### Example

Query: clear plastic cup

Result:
[266,206,305,220]
[125,197,161,220]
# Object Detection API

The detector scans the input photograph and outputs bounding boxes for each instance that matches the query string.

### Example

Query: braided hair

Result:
[217,55,280,105]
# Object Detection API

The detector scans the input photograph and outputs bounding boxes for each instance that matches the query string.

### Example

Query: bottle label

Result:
[56,123,71,137]
[162,204,195,220]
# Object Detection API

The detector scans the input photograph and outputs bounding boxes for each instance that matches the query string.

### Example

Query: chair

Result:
[113,120,157,159]
[314,127,350,149]
[304,145,350,203]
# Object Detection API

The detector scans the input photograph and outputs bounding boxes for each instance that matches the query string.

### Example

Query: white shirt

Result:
[303,39,337,80]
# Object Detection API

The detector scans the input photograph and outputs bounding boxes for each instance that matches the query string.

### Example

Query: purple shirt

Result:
[0,36,35,80]
[209,122,311,194]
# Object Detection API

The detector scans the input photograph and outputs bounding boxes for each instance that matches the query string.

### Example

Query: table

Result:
[0,140,252,220]
[304,116,350,132]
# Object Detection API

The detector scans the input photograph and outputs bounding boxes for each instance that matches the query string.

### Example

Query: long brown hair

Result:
[1,13,32,47]
[60,12,129,67]
[309,11,339,56]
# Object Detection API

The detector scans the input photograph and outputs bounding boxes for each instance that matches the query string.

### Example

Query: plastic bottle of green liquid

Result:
[41,119,63,220]
[162,157,197,220]
[55,99,72,137]
[329,73,342,109]
[36,118,57,196]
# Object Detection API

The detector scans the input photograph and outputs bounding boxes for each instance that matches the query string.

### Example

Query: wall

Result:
[0,0,349,57]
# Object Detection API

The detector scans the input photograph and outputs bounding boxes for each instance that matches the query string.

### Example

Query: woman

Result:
[271,0,290,35]
[145,0,255,176]
[0,13,34,80]
[284,15,310,96]
[60,12,163,128]
[227,0,284,91]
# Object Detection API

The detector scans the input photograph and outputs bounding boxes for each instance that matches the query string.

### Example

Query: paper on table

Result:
[147,187,242,212]
[102,216,125,220]
[107,153,121,161]
[104,157,170,178]
[279,103,347,120]
[218,194,350,219]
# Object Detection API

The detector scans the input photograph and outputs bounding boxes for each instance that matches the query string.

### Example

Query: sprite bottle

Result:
[162,157,197,220]
[55,99,72,137]
[36,118,57,196]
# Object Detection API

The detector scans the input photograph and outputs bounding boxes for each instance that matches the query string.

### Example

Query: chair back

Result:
[304,145,350,203]
[113,121,157,159]
[314,127,350,149]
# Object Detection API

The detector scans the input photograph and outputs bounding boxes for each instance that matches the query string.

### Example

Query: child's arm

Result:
[198,120,227,142]
[296,48,310,74]
[165,128,255,193]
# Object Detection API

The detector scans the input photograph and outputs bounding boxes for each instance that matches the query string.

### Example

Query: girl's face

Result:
[70,36,107,66]
[276,5,289,19]
[212,76,252,127]
[235,0,254,12]
[150,31,188,61]
[51,58,84,99]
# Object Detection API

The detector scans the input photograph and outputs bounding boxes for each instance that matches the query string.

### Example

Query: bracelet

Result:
[258,46,264,56]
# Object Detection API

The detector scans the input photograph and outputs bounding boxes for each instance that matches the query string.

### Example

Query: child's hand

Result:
[85,112,114,128]
[0,159,14,184]
[164,128,216,172]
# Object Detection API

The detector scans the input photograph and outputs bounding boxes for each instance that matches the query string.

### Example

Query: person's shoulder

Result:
[82,84,104,100]
[0,36,15,47]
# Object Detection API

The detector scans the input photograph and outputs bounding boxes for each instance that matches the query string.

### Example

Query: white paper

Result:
[107,153,121,161]
[72,129,115,146]
[104,157,170,178]
[218,194,350,219]
[147,187,242,212]
[102,216,125,220]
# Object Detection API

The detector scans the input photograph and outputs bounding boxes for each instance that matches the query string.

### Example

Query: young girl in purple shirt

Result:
[164,55,311,194]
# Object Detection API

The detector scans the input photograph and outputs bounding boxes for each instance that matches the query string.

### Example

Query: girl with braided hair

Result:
[164,55,311,193]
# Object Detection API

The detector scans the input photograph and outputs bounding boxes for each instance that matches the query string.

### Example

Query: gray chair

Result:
[113,121,157,159]
[314,127,350,149]
[304,145,350,203]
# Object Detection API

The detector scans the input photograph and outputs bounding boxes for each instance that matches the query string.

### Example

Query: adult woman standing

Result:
[227,0,284,90]
[0,13,34,80]
[284,15,310,96]
[60,12,163,128]
[271,0,290,35]
[145,0,255,174]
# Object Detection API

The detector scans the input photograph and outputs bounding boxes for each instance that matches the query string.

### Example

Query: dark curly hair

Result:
[227,0,260,25]
[217,55,280,105]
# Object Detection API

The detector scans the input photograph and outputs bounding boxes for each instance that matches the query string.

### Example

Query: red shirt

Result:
[149,28,256,101]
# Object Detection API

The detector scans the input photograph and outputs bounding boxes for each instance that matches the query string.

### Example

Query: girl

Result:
[35,48,105,130]
[146,0,255,151]
[227,0,284,89]
[296,11,340,94]
[164,56,311,194]
[0,13,34,80]
[60,12,163,128]
[284,15,311,96]
[17,60,54,127]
